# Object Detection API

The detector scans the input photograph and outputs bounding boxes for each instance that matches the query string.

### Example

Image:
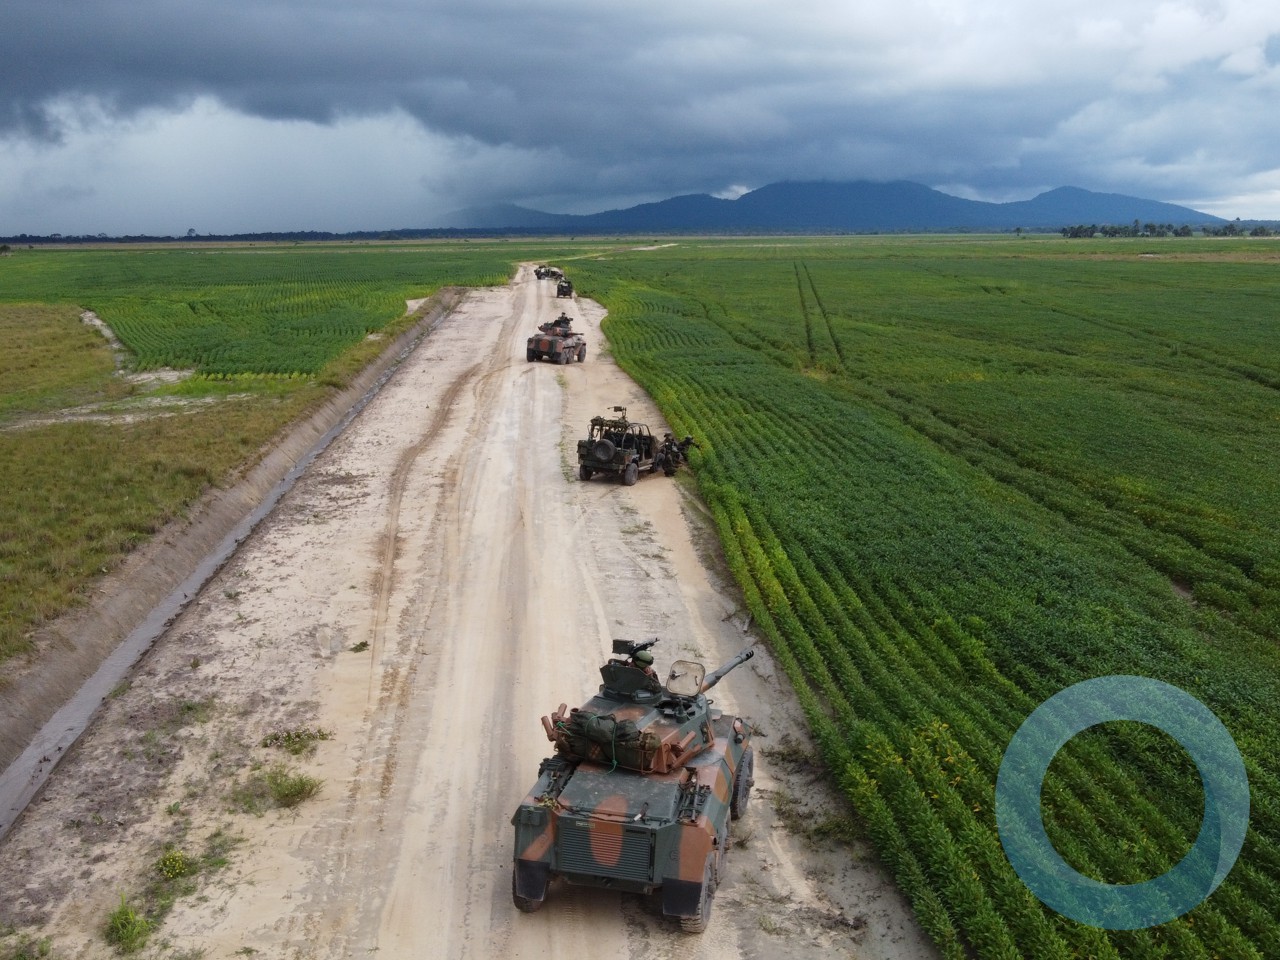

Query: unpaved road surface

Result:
[0,266,936,960]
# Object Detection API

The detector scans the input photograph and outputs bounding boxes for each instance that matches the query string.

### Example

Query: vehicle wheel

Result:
[679,855,715,933]
[622,461,639,486]
[579,464,593,481]
[730,747,753,820]
[577,345,586,362]
[664,463,678,477]
[512,868,546,913]
[556,350,568,365]
[592,439,616,462]
[526,348,537,362]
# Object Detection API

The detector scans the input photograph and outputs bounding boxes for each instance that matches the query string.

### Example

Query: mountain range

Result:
[442,180,1225,233]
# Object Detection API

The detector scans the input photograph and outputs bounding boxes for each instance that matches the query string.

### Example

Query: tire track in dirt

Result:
[366,362,480,694]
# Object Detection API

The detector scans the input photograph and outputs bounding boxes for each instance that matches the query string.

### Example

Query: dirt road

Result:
[0,266,935,959]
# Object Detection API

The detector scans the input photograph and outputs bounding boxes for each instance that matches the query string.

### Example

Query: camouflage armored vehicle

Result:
[534,265,563,280]
[511,639,756,932]
[556,277,574,298]
[527,312,587,364]
[576,406,657,484]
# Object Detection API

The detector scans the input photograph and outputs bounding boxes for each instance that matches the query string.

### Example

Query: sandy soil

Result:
[0,266,936,960]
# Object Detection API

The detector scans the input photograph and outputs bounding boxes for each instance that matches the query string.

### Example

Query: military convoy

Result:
[527,312,587,365]
[511,639,756,932]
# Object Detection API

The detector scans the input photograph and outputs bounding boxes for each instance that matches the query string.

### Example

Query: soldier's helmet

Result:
[633,649,655,666]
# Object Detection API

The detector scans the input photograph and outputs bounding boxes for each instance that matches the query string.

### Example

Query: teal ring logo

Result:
[995,676,1249,929]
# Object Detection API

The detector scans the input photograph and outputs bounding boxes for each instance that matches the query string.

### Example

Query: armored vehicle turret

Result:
[511,639,756,932]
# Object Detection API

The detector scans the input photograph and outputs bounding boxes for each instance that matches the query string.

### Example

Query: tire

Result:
[579,464,593,481]
[591,439,616,462]
[679,856,715,933]
[730,747,753,820]
[577,345,586,362]
[556,349,568,365]
[512,868,546,914]
[664,463,678,477]
[622,461,639,486]
[526,348,537,362]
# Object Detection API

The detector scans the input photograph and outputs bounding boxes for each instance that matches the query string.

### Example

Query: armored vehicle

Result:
[535,265,563,280]
[556,277,574,298]
[527,312,587,364]
[576,406,657,484]
[511,639,756,932]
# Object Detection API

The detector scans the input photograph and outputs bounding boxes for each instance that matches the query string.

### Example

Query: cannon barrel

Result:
[700,648,755,693]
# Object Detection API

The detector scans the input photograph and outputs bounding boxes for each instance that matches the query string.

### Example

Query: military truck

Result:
[576,406,658,484]
[511,639,756,932]
[535,265,563,280]
[527,312,587,364]
[556,277,574,298]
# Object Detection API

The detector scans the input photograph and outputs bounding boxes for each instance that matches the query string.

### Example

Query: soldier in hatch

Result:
[630,648,659,679]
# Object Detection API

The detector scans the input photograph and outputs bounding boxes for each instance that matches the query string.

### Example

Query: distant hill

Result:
[442,180,1225,233]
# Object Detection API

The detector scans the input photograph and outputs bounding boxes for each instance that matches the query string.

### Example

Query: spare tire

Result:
[592,438,616,461]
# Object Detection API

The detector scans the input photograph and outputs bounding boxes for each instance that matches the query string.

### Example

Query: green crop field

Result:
[570,236,1280,959]
[0,241,583,666]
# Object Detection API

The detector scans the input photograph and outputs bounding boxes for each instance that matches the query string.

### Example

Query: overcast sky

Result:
[3,0,1279,234]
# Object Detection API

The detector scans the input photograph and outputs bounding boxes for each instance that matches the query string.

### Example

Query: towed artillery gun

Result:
[527,311,587,365]
[511,639,756,932]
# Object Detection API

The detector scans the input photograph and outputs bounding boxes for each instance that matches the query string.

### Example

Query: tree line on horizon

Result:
[1061,219,1272,238]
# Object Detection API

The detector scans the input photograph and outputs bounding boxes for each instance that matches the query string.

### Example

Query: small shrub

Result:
[260,728,333,755]
[266,766,322,808]
[231,764,322,814]
[155,847,195,881]
[104,896,152,954]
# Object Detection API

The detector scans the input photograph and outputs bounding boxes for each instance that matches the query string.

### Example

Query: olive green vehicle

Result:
[576,406,656,484]
[510,640,756,933]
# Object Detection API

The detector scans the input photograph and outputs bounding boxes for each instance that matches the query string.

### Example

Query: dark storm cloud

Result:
[4,0,1280,230]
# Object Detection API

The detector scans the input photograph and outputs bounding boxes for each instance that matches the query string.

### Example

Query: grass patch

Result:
[103,896,152,954]
[99,827,243,955]
[0,930,53,960]
[0,304,118,420]
[230,763,323,814]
